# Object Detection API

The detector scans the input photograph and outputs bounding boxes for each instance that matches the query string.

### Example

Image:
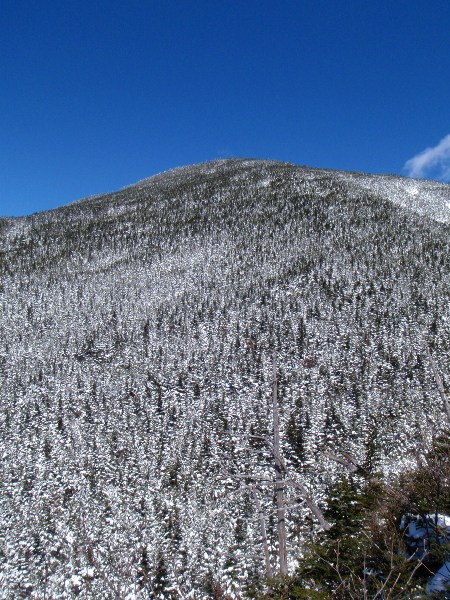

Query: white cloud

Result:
[404,134,450,181]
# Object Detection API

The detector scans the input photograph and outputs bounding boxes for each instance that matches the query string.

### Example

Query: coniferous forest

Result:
[1,159,449,597]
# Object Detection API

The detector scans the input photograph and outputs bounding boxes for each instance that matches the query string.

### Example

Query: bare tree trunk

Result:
[222,350,331,574]
[426,347,450,424]
[272,355,288,575]
[251,484,273,579]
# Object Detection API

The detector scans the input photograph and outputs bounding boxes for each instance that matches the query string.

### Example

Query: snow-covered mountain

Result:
[1,159,448,597]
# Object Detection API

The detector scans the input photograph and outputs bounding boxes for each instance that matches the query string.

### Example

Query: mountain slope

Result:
[1,159,448,597]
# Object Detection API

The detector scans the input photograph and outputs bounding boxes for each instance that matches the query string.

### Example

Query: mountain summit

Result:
[1,159,448,597]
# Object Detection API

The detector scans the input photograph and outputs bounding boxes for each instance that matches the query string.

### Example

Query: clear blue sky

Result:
[1,0,450,216]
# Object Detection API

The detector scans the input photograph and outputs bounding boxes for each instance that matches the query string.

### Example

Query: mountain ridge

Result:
[4,158,450,223]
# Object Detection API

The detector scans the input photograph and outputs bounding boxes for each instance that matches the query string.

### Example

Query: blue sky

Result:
[1,0,450,216]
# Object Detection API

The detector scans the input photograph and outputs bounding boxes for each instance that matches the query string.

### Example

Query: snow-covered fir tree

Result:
[0,159,448,597]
